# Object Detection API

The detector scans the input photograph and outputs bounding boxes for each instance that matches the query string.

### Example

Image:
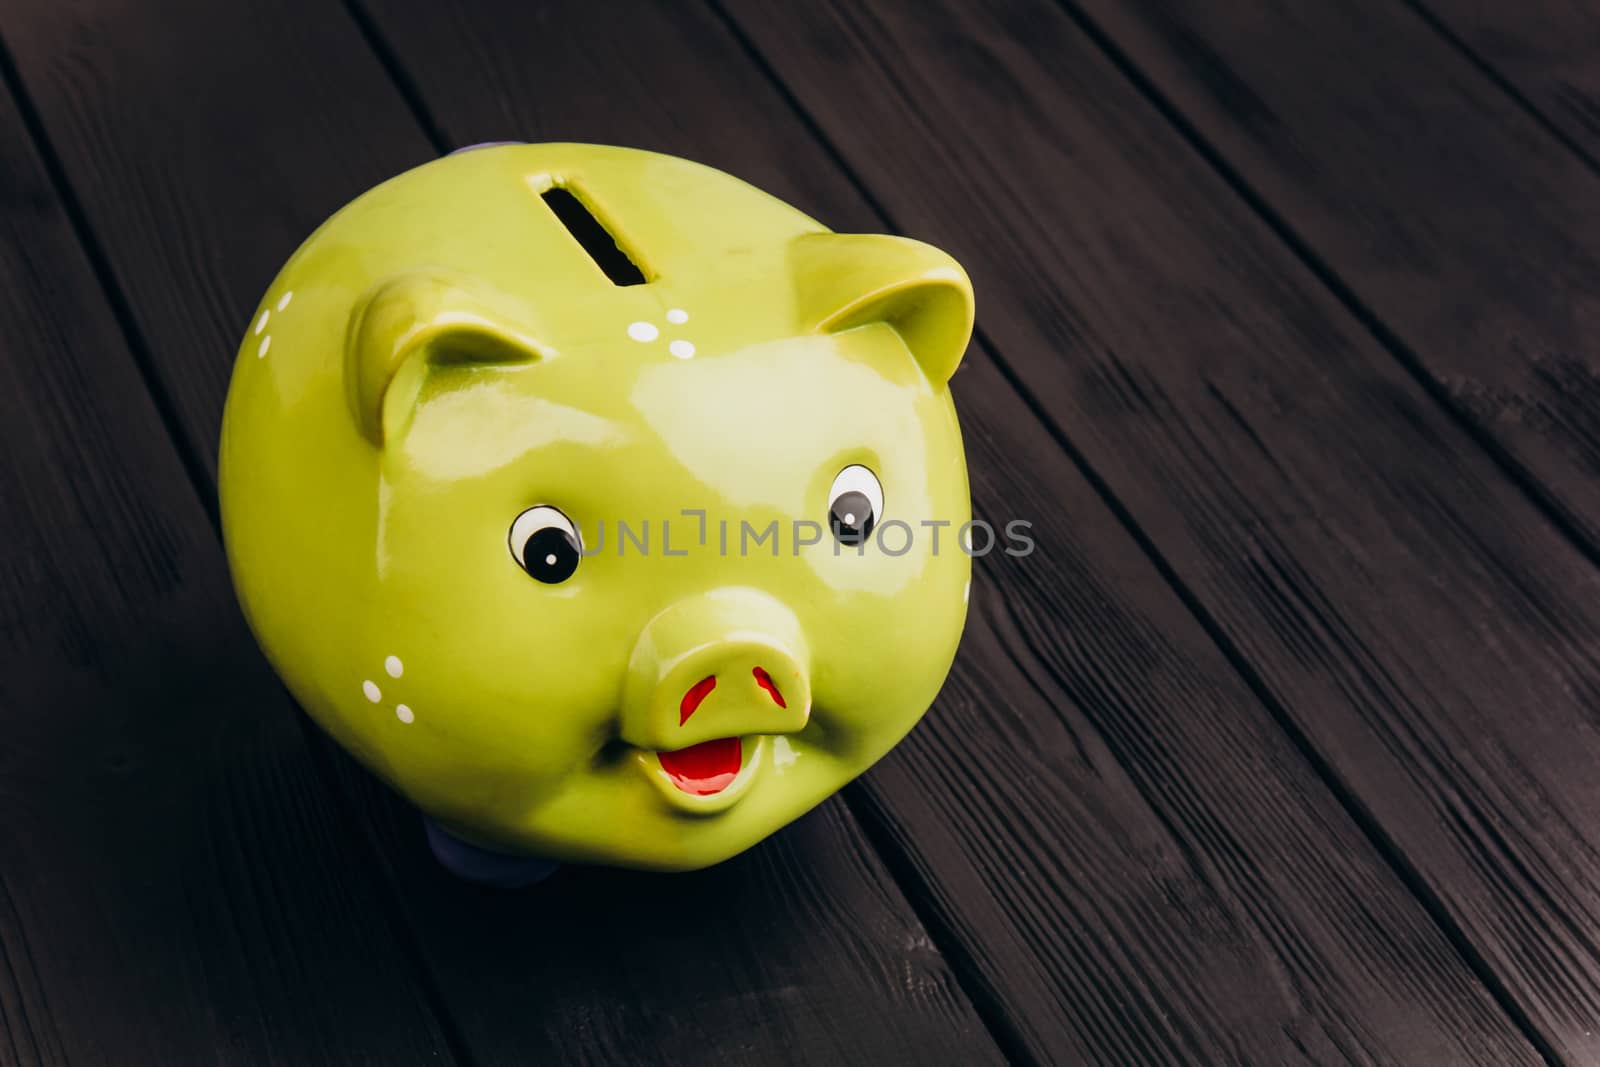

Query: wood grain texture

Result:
[1417,0,1600,165]
[719,0,1600,1059]
[0,80,455,1067]
[352,0,1549,1060]
[0,0,1005,1062]
[1069,0,1600,559]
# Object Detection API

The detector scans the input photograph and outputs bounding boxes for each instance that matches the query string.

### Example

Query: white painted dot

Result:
[396,704,414,724]
[257,335,271,358]
[385,655,403,678]
[254,310,270,335]
[277,290,294,311]
[844,512,856,525]
[627,321,659,342]
[666,308,689,324]
[362,680,382,703]
[544,553,557,566]
[669,339,696,359]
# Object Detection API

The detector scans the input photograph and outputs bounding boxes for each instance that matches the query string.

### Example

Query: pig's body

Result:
[219,144,973,873]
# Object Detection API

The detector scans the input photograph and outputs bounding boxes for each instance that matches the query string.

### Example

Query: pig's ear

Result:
[794,232,974,387]
[345,272,554,445]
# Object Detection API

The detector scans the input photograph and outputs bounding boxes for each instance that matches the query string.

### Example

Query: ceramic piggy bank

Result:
[219,143,973,885]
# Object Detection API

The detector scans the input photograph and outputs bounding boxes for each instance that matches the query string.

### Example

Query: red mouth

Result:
[657,737,742,795]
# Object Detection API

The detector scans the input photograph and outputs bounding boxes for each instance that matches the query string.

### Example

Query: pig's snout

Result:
[621,588,811,752]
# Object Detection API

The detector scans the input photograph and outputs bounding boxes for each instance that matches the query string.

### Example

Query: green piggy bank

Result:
[219,143,974,883]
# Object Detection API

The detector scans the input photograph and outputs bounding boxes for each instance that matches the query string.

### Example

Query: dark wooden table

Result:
[2,0,1598,1063]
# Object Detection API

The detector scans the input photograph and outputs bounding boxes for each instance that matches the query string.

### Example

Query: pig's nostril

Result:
[680,675,717,725]
[752,667,787,708]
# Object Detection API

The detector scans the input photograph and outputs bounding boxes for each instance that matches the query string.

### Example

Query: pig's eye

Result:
[828,464,883,546]
[508,505,582,584]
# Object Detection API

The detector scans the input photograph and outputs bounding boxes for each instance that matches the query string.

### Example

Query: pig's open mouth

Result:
[657,737,743,795]
[639,733,767,813]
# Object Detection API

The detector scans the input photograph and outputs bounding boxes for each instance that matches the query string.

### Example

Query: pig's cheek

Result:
[805,552,970,760]
[353,519,625,772]
[350,638,617,784]
[369,688,616,818]
[437,675,616,767]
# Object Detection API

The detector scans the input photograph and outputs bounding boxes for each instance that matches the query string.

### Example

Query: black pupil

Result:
[830,490,875,545]
[522,525,580,583]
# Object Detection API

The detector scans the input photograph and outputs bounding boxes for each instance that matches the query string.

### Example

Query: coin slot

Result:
[541,185,648,286]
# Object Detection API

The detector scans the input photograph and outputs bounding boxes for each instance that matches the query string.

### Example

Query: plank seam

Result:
[838,784,1039,1067]
[1401,0,1600,180]
[0,26,479,1067]
[343,0,451,154]
[0,34,220,530]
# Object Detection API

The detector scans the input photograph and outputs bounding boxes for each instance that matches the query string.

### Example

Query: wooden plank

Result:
[716,0,1600,1060]
[330,743,991,1065]
[350,0,1551,1061]
[1071,0,1600,557]
[1415,0,1600,165]
[0,1,1006,1062]
[0,80,455,1067]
